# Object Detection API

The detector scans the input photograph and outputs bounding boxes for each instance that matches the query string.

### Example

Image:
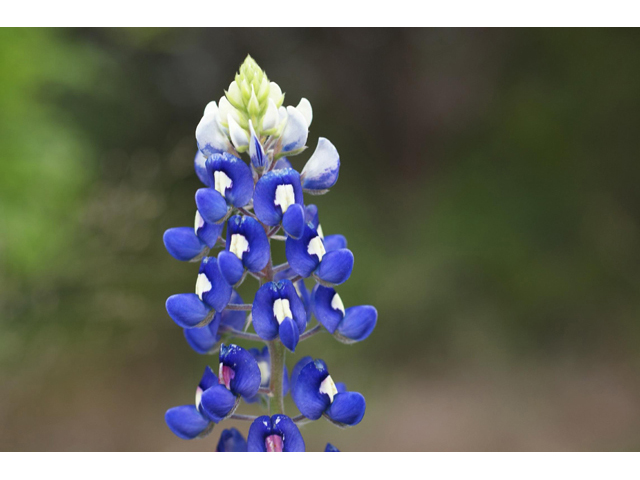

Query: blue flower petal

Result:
[285,223,322,278]
[315,249,354,285]
[325,443,340,452]
[226,215,270,273]
[165,405,212,440]
[301,138,340,191]
[253,168,304,226]
[282,203,306,239]
[217,250,245,286]
[166,293,211,328]
[291,359,331,420]
[205,153,254,208]
[323,234,347,252]
[281,106,309,153]
[252,283,280,341]
[290,356,314,392]
[200,384,237,423]
[278,316,300,352]
[216,428,248,452]
[272,414,305,452]
[337,306,377,342]
[247,415,272,452]
[184,320,220,354]
[199,365,218,391]
[219,344,262,399]
[326,392,366,426]
[195,188,228,224]
[199,257,233,312]
[195,212,224,248]
[194,151,211,187]
[163,227,205,262]
[311,285,344,334]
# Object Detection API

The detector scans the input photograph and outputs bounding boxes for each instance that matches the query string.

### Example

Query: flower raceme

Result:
[163,55,377,451]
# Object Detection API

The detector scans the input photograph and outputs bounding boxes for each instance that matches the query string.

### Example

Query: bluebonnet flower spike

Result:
[291,357,366,427]
[164,56,377,452]
[247,415,305,452]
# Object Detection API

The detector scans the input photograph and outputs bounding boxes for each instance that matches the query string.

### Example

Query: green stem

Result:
[268,340,286,415]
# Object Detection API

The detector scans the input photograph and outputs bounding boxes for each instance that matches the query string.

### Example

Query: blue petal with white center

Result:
[253,168,304,226]
[225,215,270,273]
[165,405,212,440]
[252,280,307,351]
[301,137,340,192]
[315,249,354,285]
[281,106,309,154]
[217,428,248,452]
[166,293,211,328]
[311,285,344,334]
[204,152,254,208]
[197,257,232,312]
[285,223,324,278]
[337,305,378,342]
[247,415,305,452]
[219,343,262,399]
[163,227,206,262]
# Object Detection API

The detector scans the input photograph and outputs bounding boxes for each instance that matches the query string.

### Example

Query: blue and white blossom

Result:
[162,55,376,451]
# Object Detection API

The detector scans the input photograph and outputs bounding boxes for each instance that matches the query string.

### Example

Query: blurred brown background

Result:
[1,28,640,451]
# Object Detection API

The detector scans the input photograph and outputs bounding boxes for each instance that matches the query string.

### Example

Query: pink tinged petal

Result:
[265,434,284,452]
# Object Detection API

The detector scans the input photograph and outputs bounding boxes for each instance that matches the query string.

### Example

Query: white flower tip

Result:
[296,98,313,128]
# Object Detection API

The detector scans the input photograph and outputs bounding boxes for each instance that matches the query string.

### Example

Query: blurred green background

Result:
[1,28,640,451]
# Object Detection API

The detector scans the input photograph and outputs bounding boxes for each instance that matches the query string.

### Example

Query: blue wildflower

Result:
[216,428,248,452]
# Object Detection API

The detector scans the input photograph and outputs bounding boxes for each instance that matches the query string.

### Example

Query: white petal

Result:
[203,101,218,116]
[296,98,313,128]
[196,108,231,156]
[228,115,249,149]
[280,106,308,153]
[261,99,279,131]
[217,96,238,129]
[249,120,266,168]
[268,81,283,107]
[300,137,340,190]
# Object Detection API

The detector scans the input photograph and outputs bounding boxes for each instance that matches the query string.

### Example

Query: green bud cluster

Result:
[224,55,285,135]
